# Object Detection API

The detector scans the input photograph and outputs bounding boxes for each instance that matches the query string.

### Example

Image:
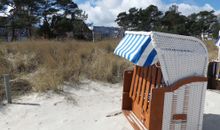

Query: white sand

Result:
[0,80,220,130]
[203,90,220,130]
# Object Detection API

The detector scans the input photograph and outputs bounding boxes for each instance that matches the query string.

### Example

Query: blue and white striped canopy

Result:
[217,39,220,47]
[216,31,220,47]
[114,31,158,67]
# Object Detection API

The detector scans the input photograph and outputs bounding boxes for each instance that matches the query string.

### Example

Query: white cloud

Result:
[168,3,214,15]
[216,10,220,15]
[78,0,220,27]
[0,6,12,17]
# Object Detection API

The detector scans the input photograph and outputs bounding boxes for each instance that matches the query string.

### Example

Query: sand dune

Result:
[0,80,220,130]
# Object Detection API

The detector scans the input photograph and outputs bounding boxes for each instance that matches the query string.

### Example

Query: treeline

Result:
[0,0,90,41]
[0,2,219,41]
[116,5,220,38]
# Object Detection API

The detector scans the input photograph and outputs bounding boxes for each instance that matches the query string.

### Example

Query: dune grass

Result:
[0,39,131,96]
[204,40,218,60]
[0,39,218,99]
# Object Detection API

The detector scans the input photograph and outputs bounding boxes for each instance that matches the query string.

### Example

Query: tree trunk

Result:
[28,26,32,38]
[11,27,16,41]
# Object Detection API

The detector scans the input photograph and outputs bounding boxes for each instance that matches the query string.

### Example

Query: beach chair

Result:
[114,31,208,130]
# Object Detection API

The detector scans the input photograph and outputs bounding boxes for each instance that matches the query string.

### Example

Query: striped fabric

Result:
[114,31,158,67]
[216,31,220,47]
[217,38,220,46]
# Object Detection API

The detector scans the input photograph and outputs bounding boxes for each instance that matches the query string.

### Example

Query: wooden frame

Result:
[122,65,207,130]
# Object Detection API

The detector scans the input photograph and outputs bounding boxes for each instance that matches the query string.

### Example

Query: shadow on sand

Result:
[203,114,220,130]
[11,102,40,106]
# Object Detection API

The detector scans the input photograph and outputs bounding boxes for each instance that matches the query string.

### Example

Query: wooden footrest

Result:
[123,110,148,130]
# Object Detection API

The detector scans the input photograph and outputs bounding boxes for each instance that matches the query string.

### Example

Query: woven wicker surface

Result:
[151,32,208,86]
[150,32,208,130]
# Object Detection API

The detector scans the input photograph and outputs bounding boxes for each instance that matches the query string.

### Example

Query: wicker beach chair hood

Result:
[114,31,208,85]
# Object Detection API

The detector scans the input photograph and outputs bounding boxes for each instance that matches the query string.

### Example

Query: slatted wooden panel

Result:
[129,66,163,106]
[129,66,137,98]
[123,65,207,130]
[129,65,164,129]
[139,68,148,106]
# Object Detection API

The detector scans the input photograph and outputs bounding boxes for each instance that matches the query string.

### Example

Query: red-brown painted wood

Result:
[132,67,141,100]
[139,67,148,105]
[123,65,207,130]
[129,66,137,98]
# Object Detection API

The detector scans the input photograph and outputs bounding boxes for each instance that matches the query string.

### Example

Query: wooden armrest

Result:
[154,76,207,93]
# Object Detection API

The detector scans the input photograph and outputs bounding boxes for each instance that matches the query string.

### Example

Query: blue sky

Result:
[76,0,220,10]
[76,0,220,26]
[163,0,220,10]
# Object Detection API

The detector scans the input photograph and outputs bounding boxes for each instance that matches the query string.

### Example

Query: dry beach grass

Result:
[0,39,218,100]
[0,39,131,99]
[205,40,218,60]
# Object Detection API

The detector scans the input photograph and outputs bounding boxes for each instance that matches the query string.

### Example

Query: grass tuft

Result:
[0,39,130,94]
[1,39,216,97]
